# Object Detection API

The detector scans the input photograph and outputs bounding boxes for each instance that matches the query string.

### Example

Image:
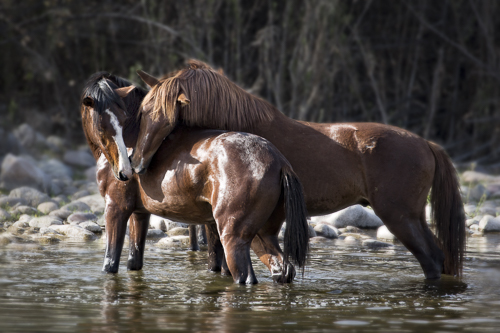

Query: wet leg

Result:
[205,224,226,272]
[188,225,200,251]
[102,200,133,273]
[127,212,150,271]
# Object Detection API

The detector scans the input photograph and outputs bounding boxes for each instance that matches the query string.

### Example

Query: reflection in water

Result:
[1,236,500,332]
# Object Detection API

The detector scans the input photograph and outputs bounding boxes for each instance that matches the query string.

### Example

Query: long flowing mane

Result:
[143,60,277,130]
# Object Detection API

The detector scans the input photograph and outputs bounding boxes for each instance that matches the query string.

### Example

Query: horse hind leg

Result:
[251,232,296,283]
[375,207,444,279]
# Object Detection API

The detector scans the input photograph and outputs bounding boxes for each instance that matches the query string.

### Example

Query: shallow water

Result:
[1,234,500,332]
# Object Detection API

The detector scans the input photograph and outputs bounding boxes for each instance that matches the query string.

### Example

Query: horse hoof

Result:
[272,263,296,283]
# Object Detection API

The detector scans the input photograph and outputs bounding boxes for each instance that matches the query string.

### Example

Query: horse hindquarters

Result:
[427,142,466,276]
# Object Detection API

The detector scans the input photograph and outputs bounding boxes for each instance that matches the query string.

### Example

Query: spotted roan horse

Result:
[131,60,466,279]
[80,72,309,284]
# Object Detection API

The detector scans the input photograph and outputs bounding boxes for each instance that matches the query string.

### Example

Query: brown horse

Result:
[130,60,466,280]
[80,72,309,284]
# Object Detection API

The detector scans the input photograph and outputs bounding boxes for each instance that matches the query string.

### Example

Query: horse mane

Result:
[143,60,277,130]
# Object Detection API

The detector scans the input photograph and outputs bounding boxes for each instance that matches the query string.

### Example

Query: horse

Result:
[80,72,309,284]
[130,60,466,280]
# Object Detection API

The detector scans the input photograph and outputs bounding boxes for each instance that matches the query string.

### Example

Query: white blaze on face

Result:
[105,109,133,179]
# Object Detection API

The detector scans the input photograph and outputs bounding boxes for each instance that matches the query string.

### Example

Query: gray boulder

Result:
[0,197,28,209]
[76,194,105,215]
[147,229,167,239]
[37,201,59,214]
[10,205,38,216]
[311,205,383,229]
[313,223,339,239]
[12,123,48,151]
[479,215,500,232]
[29,216,63,228]
[156,236,190,248]
[38,158,73,182]
[60,201,91,213]
[9,186,52,207]
[149,215,167,231]
[0,208,14,222]
[1,155,51,192]
[68,212,98,224]
[49,209,73,220]
[363,239,393,249]
[49,225,97,241]
[79,221,102,234]
[376,225,397,241]
[167,227,189,237]
[63,150,95,168]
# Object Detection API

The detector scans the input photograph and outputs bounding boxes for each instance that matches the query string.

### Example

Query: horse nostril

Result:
[118,171,129,181]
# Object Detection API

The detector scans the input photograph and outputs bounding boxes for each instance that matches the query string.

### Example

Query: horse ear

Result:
[114,86,136,98]
[177,93,190,106]
[82,96,94,107]
[136,70,159,88]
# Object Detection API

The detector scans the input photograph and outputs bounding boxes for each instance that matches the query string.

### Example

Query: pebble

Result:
[78,221,102,233]
[60,201,91,213]
[37,201,59,214]
[67,212,98,224]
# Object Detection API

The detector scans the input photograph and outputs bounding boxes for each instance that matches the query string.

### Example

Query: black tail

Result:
[281,165,309,269]
[428,142,466,276]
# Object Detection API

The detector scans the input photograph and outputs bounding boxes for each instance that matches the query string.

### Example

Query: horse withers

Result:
[131,60,466,280]
[80,72,309,284]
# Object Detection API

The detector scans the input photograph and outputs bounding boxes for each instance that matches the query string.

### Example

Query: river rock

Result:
[10,205,39,216]
[377,225,397,241]
[67,212,98,224]
[0,208,14,222]
[39,226,63,235]
[71,190,91,201]
[156,236,190,248]
[9,187,52,207]
[466,218,479,227]
[29,216,63,228]
[37,201,59,214]
[343,235,358,242]
[49,209,73,220]
[0,197,28,209]
[49,225,97,241]
[311,205,383,229]
[18,214,33,223]
[63,150,95,167]
[76,194,105,215]
[38,158,73,182]
[147,229,167,239]
[60,201,91,213]
[34,235,61,244]
[79,221,102,233]
[479,215,500,232]
[308,224,317,238]
[469,184,489,202]
[1,156,51,192]
[313,223,339,239]
[363,239,393,249]
[13,220,30,228]
[167,227,189,237]
[150,215,167,231]
[12,123,47,150]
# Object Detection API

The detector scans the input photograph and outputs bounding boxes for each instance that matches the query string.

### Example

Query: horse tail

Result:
[428,141,466,276]
[281,165,309,269]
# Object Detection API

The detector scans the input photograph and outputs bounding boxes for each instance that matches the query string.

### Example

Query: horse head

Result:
[81,78,137,181]
[130,70,190,174]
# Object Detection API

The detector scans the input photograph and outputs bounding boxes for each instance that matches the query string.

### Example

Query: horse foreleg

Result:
[127,212,150,271]
[102,202,133,274]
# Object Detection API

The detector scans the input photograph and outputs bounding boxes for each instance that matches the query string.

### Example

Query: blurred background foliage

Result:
[0,0,499,164]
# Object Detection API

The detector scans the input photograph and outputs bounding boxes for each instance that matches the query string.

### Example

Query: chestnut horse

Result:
[80,72,309,284]
[130,60,466,279]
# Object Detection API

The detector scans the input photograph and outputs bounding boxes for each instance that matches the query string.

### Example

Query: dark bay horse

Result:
[130,60,466,279]
[80,72,309,284]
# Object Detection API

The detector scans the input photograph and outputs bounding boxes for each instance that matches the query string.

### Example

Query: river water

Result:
[1,233,500,332]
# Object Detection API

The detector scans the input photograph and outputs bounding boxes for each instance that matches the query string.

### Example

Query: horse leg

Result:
[220,235,256,284]
[374,206,444,279]
[127,212,150,271]
[102,200,133,274]
[250,210,296,283]
[189,225,200,251]
[205,223,226,273]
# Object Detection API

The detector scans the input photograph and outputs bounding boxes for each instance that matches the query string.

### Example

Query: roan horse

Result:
[130,60,466,280]
[80,72,309,284]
